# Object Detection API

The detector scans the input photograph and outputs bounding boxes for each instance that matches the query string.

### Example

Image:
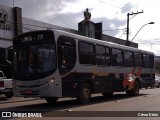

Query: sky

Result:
[0,0,160,55]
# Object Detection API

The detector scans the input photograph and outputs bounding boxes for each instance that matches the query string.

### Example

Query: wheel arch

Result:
[135,78,141,88]
[83,79,94,93]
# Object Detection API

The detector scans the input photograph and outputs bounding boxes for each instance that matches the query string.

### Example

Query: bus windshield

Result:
[13,30,56,80]
[14,44,56,74]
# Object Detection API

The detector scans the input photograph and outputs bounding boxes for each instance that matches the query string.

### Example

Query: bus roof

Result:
[54,29,154,55]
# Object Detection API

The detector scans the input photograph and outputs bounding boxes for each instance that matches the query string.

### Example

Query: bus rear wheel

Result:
[77,83,91,104]
[44,97,58,104]
[126,81,139,96]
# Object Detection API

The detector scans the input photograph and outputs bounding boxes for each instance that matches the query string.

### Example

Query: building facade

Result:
[0,5,138,49]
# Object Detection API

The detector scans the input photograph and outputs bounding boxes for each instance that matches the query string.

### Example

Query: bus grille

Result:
[19,85,41,88]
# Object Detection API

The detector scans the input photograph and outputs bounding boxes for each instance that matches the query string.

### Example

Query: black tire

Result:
[5,92,13,98]
[77,83,91,104]
[126,90,132,96]
[44,97,58,104]
[145,85,148,89]
[102,92,113,98]
[126,81,139,96]
[150,85,154,89]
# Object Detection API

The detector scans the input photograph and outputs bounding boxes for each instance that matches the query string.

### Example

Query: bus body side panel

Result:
[140,68,155,88]
[61,72,125,97]
[109,73,125,92]
[62,73,91,97]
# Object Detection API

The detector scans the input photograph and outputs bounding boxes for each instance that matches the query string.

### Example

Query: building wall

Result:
[0,5,14,48]
[22,17,78,34]
[0,5,138,49]
[0,5,79,49]
[22,18,138,48]
[102,34,138,48]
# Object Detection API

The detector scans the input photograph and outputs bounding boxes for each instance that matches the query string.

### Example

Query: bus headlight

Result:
[42,79,55,87]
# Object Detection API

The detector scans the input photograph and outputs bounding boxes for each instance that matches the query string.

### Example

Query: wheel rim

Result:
[83,88,90,99]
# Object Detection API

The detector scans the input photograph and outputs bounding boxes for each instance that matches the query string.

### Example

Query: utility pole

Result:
[126,10,143,46]
[13,0,14,7]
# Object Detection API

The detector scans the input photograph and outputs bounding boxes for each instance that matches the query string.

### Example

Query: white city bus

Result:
[12,30,155,104]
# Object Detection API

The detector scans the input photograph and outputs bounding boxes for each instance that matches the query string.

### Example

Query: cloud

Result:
[121,3,133,13]
[16,0,78,19]
[0,0,13,7]
[45,11,83,30]
[0,0,128,37]
[92,17,126,36]
[0,0,79,18]
[1,0,160,55]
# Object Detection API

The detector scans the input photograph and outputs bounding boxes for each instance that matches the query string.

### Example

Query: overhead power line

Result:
[103,28,126,32]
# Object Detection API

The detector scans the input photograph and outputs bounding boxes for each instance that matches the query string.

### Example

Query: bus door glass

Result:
[57,36,76,75]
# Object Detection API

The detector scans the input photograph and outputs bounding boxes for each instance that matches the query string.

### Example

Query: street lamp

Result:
[126,11,144,46]
[131,22,154,42]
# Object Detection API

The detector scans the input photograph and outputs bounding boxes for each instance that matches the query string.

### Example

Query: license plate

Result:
[25,89,32,94]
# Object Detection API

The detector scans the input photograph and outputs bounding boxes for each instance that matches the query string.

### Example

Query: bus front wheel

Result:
[77,83,91,104]
[44,97,58,104]
[5,92,13,98]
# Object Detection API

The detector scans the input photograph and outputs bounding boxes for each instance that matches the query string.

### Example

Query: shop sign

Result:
[0,9,12,30]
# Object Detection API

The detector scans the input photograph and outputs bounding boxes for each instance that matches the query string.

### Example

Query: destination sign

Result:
[21,34,44,43]
[14,30,54,45]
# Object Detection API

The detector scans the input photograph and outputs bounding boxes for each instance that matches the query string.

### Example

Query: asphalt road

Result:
[0,88,160,120]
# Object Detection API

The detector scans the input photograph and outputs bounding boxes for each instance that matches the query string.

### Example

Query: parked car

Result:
[0,70,13,98]
[154,75,160,88]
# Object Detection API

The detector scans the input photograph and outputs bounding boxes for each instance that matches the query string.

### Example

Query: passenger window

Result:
[134,52,143,67]
[150,55,154,68]
[143,54,150,68]
[124,51,134,67]
[96,45,106,65]
[96,45,110,66]
[106,47,111,66]
[112,48,123,66]
[79,42,94,54]
[79,41,96,65]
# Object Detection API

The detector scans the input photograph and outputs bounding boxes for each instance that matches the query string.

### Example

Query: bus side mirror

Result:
[2,76,6,79]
